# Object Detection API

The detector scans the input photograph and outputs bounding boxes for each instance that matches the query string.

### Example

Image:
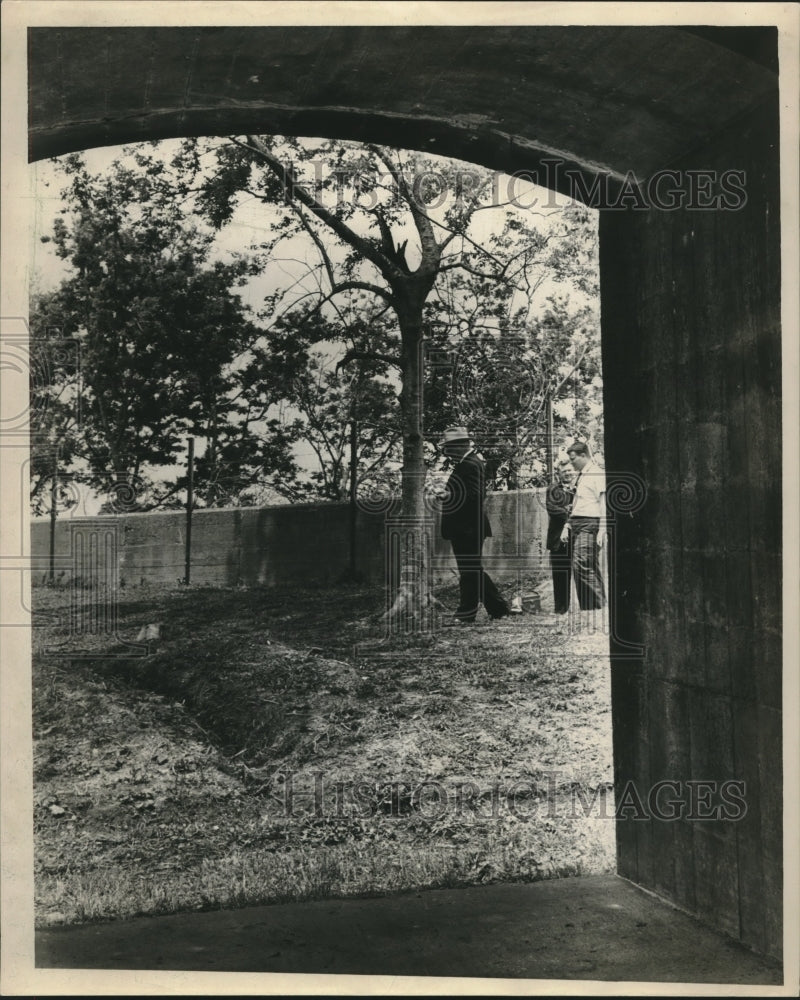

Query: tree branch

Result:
[294,204,337,289]
[335,348,401,373]
[237,135,398,284]
[307,281,396,322]
[357,432,402,480]
[365,145,441,273]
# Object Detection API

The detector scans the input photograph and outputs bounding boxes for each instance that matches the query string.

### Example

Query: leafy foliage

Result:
[425,294,602,487]
[31,150,299,510]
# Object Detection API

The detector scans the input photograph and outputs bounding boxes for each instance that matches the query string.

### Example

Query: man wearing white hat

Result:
[439,427,511,624]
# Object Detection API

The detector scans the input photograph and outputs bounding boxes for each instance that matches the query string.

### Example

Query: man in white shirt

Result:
[560,441,606,615]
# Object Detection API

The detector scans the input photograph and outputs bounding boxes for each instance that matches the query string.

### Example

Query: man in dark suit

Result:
[439,427,511,624]
[545,473,574,614]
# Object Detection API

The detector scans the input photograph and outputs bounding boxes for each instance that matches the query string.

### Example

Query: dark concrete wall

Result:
[28,27,777,198]
[31,490,550,591]
[600,100,781,957]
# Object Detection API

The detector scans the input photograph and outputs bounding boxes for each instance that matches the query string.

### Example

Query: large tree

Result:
[32,151,299,511]
[185,135,595,623]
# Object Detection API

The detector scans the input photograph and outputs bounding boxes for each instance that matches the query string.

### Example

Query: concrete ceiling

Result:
[28,26,777,194]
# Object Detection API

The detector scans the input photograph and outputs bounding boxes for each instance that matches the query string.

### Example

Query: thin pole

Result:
[349,415,358,578]
[49,447,58,584]
[546,394,554,480]
[185,437,194,585]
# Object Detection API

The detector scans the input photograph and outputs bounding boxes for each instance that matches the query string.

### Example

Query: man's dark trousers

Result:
[570,517,605,610]
[545,483,573,615]
[450,532,508,621]
[549,539,571,614]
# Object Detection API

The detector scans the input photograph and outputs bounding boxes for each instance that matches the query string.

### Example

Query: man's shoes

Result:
[490,606,511,620]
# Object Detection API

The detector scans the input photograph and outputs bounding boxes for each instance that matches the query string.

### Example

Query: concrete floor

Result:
[35,874,782,986]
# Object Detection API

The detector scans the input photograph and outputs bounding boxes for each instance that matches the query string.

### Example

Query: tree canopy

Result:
[31,150,303,511]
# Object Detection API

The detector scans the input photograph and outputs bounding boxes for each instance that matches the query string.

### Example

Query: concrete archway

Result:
[27,24,782,960]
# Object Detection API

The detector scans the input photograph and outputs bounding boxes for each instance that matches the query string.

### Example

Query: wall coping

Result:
[30,487,548,524]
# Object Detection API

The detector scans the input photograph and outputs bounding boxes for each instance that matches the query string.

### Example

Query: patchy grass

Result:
[32,580,615,927]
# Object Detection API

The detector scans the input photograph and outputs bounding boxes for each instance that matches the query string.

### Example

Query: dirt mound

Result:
[33,582,615,927]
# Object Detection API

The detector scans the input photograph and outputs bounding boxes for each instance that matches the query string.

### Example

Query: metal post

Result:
[185,437,194,585]
[545,394,554,480]
[49,446,58,585]
[349,416,358,578]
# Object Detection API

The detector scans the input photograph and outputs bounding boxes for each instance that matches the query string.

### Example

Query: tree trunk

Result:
[382,309,444,631]
[507,458,519,491]
[348,413,359,580]
[206,407,219,507]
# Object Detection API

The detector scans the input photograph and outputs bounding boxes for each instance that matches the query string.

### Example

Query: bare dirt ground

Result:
[32,578,615,927]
